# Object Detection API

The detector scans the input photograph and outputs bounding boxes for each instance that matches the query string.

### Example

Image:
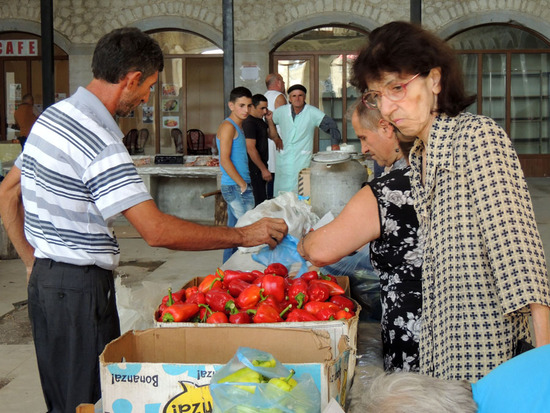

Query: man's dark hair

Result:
[92,27,164,85]
[229,86,253,102]
[252,94,267,107]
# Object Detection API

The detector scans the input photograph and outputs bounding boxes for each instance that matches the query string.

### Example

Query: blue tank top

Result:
[216,117,251,186]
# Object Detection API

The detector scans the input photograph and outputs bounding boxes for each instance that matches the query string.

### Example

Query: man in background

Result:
[243,94,282,206]
[0,28,287,413]
[13,93,37,149]
[264,73,287,198]
[272,84,341,194]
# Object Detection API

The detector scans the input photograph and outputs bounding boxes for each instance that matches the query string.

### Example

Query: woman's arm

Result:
[298,185,380,267]
[530,303,550,347]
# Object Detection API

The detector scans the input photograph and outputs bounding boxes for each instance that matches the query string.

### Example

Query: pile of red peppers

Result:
[154,263,356,324]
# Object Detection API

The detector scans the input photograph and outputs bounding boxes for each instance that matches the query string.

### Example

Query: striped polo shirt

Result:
[16,87,152,270]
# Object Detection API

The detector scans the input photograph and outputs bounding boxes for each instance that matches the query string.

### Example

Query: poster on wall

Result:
[10,84,21,101]
[162,84,178,97]
[162,116,179,129]
[142,106,153,123]
[162,98,179,112]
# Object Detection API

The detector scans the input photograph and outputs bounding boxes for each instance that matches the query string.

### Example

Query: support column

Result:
[410,0,422,24]
[41,0,55,110]
[223,0,234,117]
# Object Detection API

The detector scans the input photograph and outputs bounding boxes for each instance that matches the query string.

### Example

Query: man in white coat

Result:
[272,84,341,194]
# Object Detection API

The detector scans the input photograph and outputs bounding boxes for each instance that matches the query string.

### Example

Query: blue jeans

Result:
[221,184,255,263]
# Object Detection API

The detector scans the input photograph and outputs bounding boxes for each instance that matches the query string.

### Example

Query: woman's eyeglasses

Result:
[362,73,422,109]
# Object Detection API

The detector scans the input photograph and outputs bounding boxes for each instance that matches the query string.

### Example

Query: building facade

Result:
[1,0,550,174]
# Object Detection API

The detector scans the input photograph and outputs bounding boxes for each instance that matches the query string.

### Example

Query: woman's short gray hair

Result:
[362,372,478,413]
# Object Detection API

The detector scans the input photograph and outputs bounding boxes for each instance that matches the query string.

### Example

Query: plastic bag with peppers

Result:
[210,347,320,413]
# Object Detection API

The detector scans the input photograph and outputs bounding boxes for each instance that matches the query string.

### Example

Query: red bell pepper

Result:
[309,279,345,296]
[198,304,211,322]
[185,286,199,301]
[251,270,264,279]
[187,291,206,306]
[264,262,288,277]
[161,302,200,322]
[287,279,309,309]
[316,307,338,321]
[319,273,338,283]
[206,311,229,324]
[198,273,222,294]
[303,301,340,316]
[307,282,330,303]
[329,295,356,311]
[205,289,236,314]
[227,278,251,298]
[250,302,291,323]
[252,274,265,287]
[155,303,168,321]
[335,309,354,320]
[162,287,186,306]
[221,269,257,286]
[236,285,264,309]
[261,295,283,312]
[286,308,318,322]
[229,309,252,324]
[301,270,320,282]
[261,274,286,303]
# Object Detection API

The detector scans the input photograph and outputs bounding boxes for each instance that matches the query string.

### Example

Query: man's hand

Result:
[261,168,272,182]
[237,217,288,249]
[265,109,273,121]
[331,144,340,151]
[274,136,283,151]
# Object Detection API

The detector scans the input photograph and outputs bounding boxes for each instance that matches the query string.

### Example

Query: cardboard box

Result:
[154,276,360,379]
[100,327,351,412]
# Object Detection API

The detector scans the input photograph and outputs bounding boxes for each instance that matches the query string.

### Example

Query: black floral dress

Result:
[368,164,423,372]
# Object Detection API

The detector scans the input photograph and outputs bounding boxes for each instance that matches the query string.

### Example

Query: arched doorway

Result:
[272,26,368,152]
[117,30,223,156]
[449,23,550,176]
[0,32,69,143]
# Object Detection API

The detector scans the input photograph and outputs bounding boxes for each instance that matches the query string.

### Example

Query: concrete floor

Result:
[0,177,549,412]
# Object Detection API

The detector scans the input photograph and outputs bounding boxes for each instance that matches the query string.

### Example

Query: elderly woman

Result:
[351,21,550,381]
[299,101,422,372]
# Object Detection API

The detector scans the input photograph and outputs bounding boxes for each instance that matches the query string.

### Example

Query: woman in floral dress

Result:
[299,101,423,371]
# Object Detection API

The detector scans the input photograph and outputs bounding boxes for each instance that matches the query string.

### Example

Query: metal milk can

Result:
[309,151,368,218]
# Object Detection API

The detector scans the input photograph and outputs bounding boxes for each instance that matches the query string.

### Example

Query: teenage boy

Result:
[216,87,255,262]
[243,94,282,206]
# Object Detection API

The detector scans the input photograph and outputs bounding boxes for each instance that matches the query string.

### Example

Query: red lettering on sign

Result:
[6,41,13,54]
[29,41,36,55]
[18,41,24,54]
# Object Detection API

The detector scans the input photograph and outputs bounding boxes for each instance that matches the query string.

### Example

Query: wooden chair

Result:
[171,128,184,153]
[186,128,211,155]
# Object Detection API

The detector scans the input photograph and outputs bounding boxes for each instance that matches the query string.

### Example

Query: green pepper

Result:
[252,358,276,368]
[268,369,297,392]
[218,366,263,393]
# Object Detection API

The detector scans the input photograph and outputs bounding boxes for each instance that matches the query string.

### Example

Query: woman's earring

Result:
[395,147,400,153]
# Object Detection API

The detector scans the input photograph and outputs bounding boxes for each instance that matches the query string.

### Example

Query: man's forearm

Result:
[0,167,35,276]
[319,115,341,145]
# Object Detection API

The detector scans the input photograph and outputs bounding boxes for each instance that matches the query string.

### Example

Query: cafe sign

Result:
[0,39,38,57]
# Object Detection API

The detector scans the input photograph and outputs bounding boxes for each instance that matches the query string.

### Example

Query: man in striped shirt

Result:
[0,27,287,413]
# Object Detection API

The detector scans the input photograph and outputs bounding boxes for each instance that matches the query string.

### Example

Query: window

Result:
[449,24,550,155]
[117,30,223,155]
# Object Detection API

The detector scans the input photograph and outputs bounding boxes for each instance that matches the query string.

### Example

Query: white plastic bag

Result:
[236,192,319,254]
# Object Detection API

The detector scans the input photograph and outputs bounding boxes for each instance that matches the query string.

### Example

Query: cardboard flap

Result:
[101,327,335,365]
